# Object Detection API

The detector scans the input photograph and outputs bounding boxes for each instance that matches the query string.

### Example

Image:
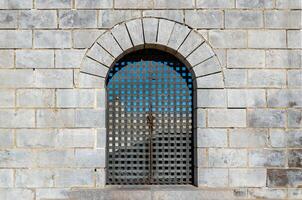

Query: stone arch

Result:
[77,17,225,186]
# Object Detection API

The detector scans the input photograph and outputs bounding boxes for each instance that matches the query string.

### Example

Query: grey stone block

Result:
[229,169,266,187]
[0,11,17,28]
[187,43,214,67]
[143,10,183,23]
[178,31,204,58]
[143,18,158,44]
[0,129,14,148]
[266,50,301,68]
[224,69,247,87]
[288,30,302,49]
[17,89,55,108]
[36,150,75,167]
[57,129,95,148]
[59,10,97,28]
[0,169,13,187]
[185,10,223,28]
[208,109,246,127]
[288,109,302,128]
[0,89,14,108]
[249,149,286,167]
[37,109,75,128]
[16,169,54,188]
[197,128,227,147]
[276,0,302,8]
[75,109,105,128]
[236,0,273,8]
[288,188,302,199]
[288,70,302,88]
[98,10,140,28]
[56,89,95,108]
[248,69,286,88]
[198,168,228,187]
[197,0,234,8]
[0,30,32,48]
[248,30,286,48]
[55,49,86,68]
[81,57,109,77]
[248,109,286,128]
[157,19,174,46]
[229,129,268,147]
[167,23,190,50]
[209,30,247,48]
[0,109,34,128]
[35,69,74,88]
[77,72,105,89]
[268,89,302,108]
[0,189,34,200]
[16,129,55,148]
[36,0,71,8]
[126,19,144,46]
[0,150,35,167]
[97,31,124,58]
[16,50,54,69]
[97,128,106,148]
[288,149,302,168]
[0,69,34,88]
[196,73,224,89]
[73,30,104,48]
[268,169,302,187]
[193,56,220,77]
[87,44,114,67]
[76,0,113,8]
[75,149,105,167]
[228,89,266,108]
[154,0,194,8]
[19,10,57,29]
[0,0,32,9]
[225,10,263,28]
[36,188,69,200]
[197,89,226,107]
[0,50,14,68]
[111,24,133,51]
[270,129,302,148]
[34,30,71,48]
[227,49,265,68]
[209,148,247,167]
[115,0,152,8]
[248,188,287,200]
[55,169,94,187]
[265,10,301,29]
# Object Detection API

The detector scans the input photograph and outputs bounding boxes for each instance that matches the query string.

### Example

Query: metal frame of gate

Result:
[106,49,194,185]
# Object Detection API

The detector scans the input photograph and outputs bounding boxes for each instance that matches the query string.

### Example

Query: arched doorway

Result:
[106,49,194,185]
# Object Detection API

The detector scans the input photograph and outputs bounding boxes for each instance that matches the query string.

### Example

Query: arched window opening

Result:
[106,49,194,185]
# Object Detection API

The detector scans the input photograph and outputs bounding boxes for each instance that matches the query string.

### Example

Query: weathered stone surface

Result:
[87,44,114,67]
[0,129,13,148]
[154,0,194,8]
[115,0,152,8]
[73,30,104,48]
[288,188,302,199]
[197,89,226,107]
[248,70,286,88]
[57,89,95,108]
[236,0,273,8]
[268,169,302,187]
[55,50,85,68]
[16,129,55,148]
[34,30,71,48]
[75,109,105,128]
[98,32,123,58]
[0,30,32,48]
[111,24,132,51]
[198,168,228,187]
[249,149,286,167]
[36,188,69,200]
[197,129,227,147]
[276,0,302,8]
[16,169,54,188]
[157,19,175,46]
[209,30,247,48]
[0,50,13,68]
[288,149,302,168]
[288,30,302,49]
[209,148,247,167]
[59,10,97,28]
[187,43,214,67]
[167,23,190,50]
[36,150,75,167]
[229,129,268,147]
[143,10,183,23]
[17,89,54,108]
[0,169,13,187]
[228,89,266,108]
[75,149,105,167]
[208,109,246,127]
[196,73,224,88]
[143,18,158,44]
[248,188,287,200]
[288,109,302,128]
[55,169,94,187]
[76,0,112,8]
[77,72,105,89]
[178,31,204,58]
[266,50,301,68]
[0,0,32,9]
[270,129,302,148]
[248,30,286,48]
[99,10,140,28]
[0,109,34,128]
[81,57,109,78]
[265,10,301,29]
[0,11,17,28]
[288,70,302,88]
[197,148,207,167]
[0,189,34,200]
[268,89,302,108]
[37,109,75,128]
[248,109,286,128]
[225,11,263,28]
[19,10,57,29]
[0,70,34,88]
[185,10,223,28]
[126,19,144,46]
[0,89,14,108]
[227,49,265,68]
[16,50,54,69]
[229,169,266,187]
[36,0,71,8]
[97,128,106,148]
[0,150,35,167]
[35,69,74,88]
[193,56,220,77]
[197,0,234,8]
[224,69,247,87]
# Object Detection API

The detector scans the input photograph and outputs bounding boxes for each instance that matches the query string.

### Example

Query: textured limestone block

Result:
[167,23,190,50]
[228,89,266,108]
[248,109,286,128]
[197,89,226,107]
[227,49,265,68]
[0,0,32,9]
[248,188,287,200]
[0,30,32,48]
[157,19,174,46]
[197,0,234,8]
[55,49,85,68]
[288,30,302,49]
[16,129,56,148]
[288,149,302,168]
[185,10,223,29]
[276,0,302,8]
[193,56,220,77]
[96,89,106,108]
[75,149,105,167]
[0,89,14,108]
[0,129,14,148]
[143,10,183,23]
[115,0,152,8]
[37,109,75,128]
[16,50,54,69]
[99,10,140,28]
[87,44,114,67]
[288,188,302,199]
[209,30,247,48]
[197,148,207,167]
[154,0,194,8]
[36,188,69,200]
[36,150,75,167]
[97,128,106,148]
[0,150,35,168]
[17,89,55,108]
[96,168,106,187]
[270,129,302,148]
[229,129,268,147]
[19,10,57,29]
[248,69,286,88]
[268,89,302,108]
[81,57,109,77]
[15,169,54,188]
[34,30,71,48]
[0,189,34,200]
[265,11,301,29]
[73,30,104,48]
[0,169,13,187]
[143,18,158,44]
[57,129,95,148]
[196,73,224,88]
[198,168,228,187]
[225,11,263,28]
[266,50,301,68]
[111,24,133,51]
[55,169,94,187]
[75,109,105,128]
[236,0,273,8]
[0,50,14,68]
[229,169,266,187]
[126,19,144,46]
[36,0,71,8]
[187,43,214,66]
[0,70,34,88]
[76,0,112,8]
[268,169,302,187]
[0,11,18,28]
[77,72,105,89]
[59,10,97,28]
[35,69,74,88]
[0,109,34,128]
[288,70,302,88]
[209,148,247,167]
[288,109,302,128]
[197,129,227,147]
[56,89,95,108]
[178,31,204,58]
[208,109,246,127]
[224,69,247,87]
[248,30,286,48]
[249,149,286,167]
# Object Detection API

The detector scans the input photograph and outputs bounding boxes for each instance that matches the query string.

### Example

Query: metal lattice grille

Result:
[106,49,193,185]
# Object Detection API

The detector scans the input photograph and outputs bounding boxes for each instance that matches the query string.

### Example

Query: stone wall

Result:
[0,0,301,199]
